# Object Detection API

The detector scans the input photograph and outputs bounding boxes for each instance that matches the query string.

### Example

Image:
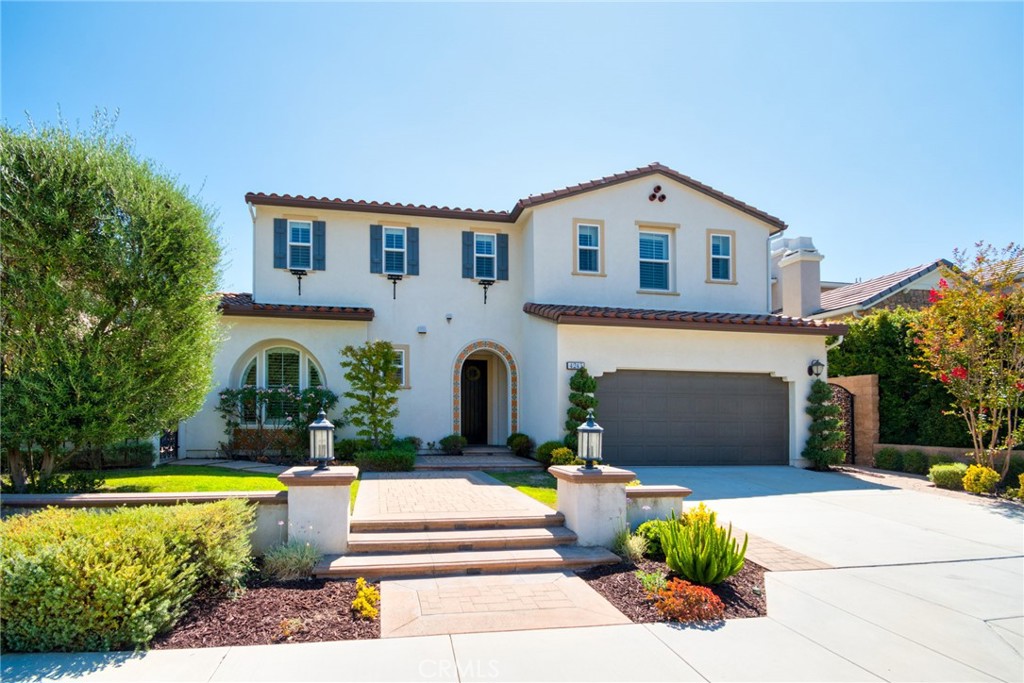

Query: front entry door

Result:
[461,359,488,444]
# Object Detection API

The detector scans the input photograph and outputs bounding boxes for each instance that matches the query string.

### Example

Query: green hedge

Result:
[354,449,415,472]
[70,442,155,470]
[0,500,254,652]
[874,447,903,472]
[928,462,969,490]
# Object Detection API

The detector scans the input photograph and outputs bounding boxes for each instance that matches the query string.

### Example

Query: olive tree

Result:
[1,117,222,491]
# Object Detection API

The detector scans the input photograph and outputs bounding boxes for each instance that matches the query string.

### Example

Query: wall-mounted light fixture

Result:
[290,269,308,296]
[807,359,825,377]
[445,313,453,324]
[387,273,403,300]
[417,325,427,335]
[479,279,495,304]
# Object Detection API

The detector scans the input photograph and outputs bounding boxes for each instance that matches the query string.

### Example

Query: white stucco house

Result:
[179,163,846,467]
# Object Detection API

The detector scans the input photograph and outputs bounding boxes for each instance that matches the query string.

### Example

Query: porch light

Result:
[308,408,335,470]
[807,359,825,378]
[576,409,604,470]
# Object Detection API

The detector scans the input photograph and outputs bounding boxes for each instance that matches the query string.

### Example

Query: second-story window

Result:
[475,233,496,279]
[577,223,601,273]
[708,231,735,283]
[639,231,670,291]
[289,220,312,270]
[384,227,406,274]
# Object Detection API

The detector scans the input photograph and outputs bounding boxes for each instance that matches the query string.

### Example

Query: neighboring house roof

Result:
[818,259,953,316]
[219,293,374,321]
[524,303,845,336]
[246,162,787,232]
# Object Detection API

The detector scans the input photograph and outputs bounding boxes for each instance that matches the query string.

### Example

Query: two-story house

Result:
[179,163,846,467]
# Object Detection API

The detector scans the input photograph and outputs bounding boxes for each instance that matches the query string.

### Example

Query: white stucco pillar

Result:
[277,466,358,554]
[549,465,636,548]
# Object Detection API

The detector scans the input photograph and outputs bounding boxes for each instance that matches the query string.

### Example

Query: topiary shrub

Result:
[802,379,846,470]
[353,449,415,472]
[506,433,535,458]
[563,368,598,450]
[0,500,254,652]
[962,464,1000,494]
[661,507,747,586]
[535,440,563,467]
[929,462,969,490]
[902,450,930,475]
[439,433,467,455]
[874,447,903,471]
[549,447,583,467]
[653,578,725,622]
[262,540,322,581]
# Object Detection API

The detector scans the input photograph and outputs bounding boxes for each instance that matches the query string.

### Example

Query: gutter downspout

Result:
[766,233,773,313]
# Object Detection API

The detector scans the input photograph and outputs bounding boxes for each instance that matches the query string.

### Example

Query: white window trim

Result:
[707,230,737,284]
[392,345,410,389]
[383,226,406,275]
[574,221,603,275]
[237,346,326,424]
[638,230,672,292]
[288,219,313,271]
[474,233,496,280]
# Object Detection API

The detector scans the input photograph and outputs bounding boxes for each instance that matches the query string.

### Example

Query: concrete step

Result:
[350,512,565,533]
[314,546,620,580]
[348,526,577,554]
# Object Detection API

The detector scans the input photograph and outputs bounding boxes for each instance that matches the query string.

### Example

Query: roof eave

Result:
[245,193,513,223]
[221,308,374,322]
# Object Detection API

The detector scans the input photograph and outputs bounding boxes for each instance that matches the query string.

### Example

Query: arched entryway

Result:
[452,340,519,445]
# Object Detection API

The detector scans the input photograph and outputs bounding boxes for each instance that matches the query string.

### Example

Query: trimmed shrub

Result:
[262,540,321,581]
[549,447,583,467]
[902,450,930,475]
[874,447,903,472]
[929,462,969,490]
[439,433,467,455]
[535,440,563,467]
[0,500,254,652]
[654,578,725,622]
[71,442,155,470]
[396,436,422,451]
[963,464,1000,495]
[636,519,669,560]
[353,449,415,472]
[506,433,535,458]
[1,471,106,494]
[661,508,747,585]
[335,438,373,461]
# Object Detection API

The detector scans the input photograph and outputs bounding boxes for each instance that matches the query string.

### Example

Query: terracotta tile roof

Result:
[818,259,952,314]
[246,163,787,232]
[219,293,374,321]
[524,302,845,336]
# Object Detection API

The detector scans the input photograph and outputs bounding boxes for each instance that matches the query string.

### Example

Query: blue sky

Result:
[3,2,1021,293]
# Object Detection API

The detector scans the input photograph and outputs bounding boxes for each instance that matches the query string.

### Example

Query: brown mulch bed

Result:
[152,577,379,649]
[577,558,767,622]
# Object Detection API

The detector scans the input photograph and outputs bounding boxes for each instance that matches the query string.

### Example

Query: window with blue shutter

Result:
[288,220,312,270]
[496,233,509,281]
[384,227,406,274]
[407,227,420,276]
[273,218,287,269]
[462,232,474,278]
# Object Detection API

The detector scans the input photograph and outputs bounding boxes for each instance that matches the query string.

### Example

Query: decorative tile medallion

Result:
[452,340,519,434]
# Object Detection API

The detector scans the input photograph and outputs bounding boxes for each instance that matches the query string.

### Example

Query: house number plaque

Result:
[566,361,586,370]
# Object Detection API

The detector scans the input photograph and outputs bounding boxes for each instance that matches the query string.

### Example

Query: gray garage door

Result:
[596,370,788,466]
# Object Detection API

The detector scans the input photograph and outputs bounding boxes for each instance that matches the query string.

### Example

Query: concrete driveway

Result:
[633,466,1024,682]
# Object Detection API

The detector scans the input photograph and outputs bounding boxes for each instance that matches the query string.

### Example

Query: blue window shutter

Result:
[497,234,509,281]
[312,221,326,270]
[370,225,383,274]
[407,227,420,276]
[273,218,287,269]
[462,231,474,278]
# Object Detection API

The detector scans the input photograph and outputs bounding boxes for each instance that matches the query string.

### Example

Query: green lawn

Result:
[95,465,287,492]
[485,470,557,508]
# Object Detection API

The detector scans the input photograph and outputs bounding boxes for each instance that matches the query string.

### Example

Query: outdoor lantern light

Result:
[576,409,604,470]
[808,359,825,378]
[308,408,335,470]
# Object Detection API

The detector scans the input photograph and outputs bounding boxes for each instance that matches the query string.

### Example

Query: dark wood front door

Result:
[461,359,488,445]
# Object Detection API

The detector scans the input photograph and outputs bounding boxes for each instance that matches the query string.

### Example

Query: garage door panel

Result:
[596,370,788,466]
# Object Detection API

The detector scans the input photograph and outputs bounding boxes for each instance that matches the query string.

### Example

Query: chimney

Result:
[776,237,823,318]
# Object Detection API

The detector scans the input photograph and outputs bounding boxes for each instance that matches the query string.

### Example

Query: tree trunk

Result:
[5,449,29,493]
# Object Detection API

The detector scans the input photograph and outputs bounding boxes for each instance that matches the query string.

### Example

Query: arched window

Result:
[236,345,326,424]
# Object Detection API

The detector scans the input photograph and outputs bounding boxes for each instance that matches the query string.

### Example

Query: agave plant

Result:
[660,507,748,585]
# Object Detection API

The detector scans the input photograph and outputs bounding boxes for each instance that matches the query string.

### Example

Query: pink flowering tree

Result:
[914,242,1024,478]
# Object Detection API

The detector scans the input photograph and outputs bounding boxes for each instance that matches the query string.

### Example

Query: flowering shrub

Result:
[351,577,380,620]
[216,386,339,461]
[654,578,725,622]
[963,464,1000,494]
